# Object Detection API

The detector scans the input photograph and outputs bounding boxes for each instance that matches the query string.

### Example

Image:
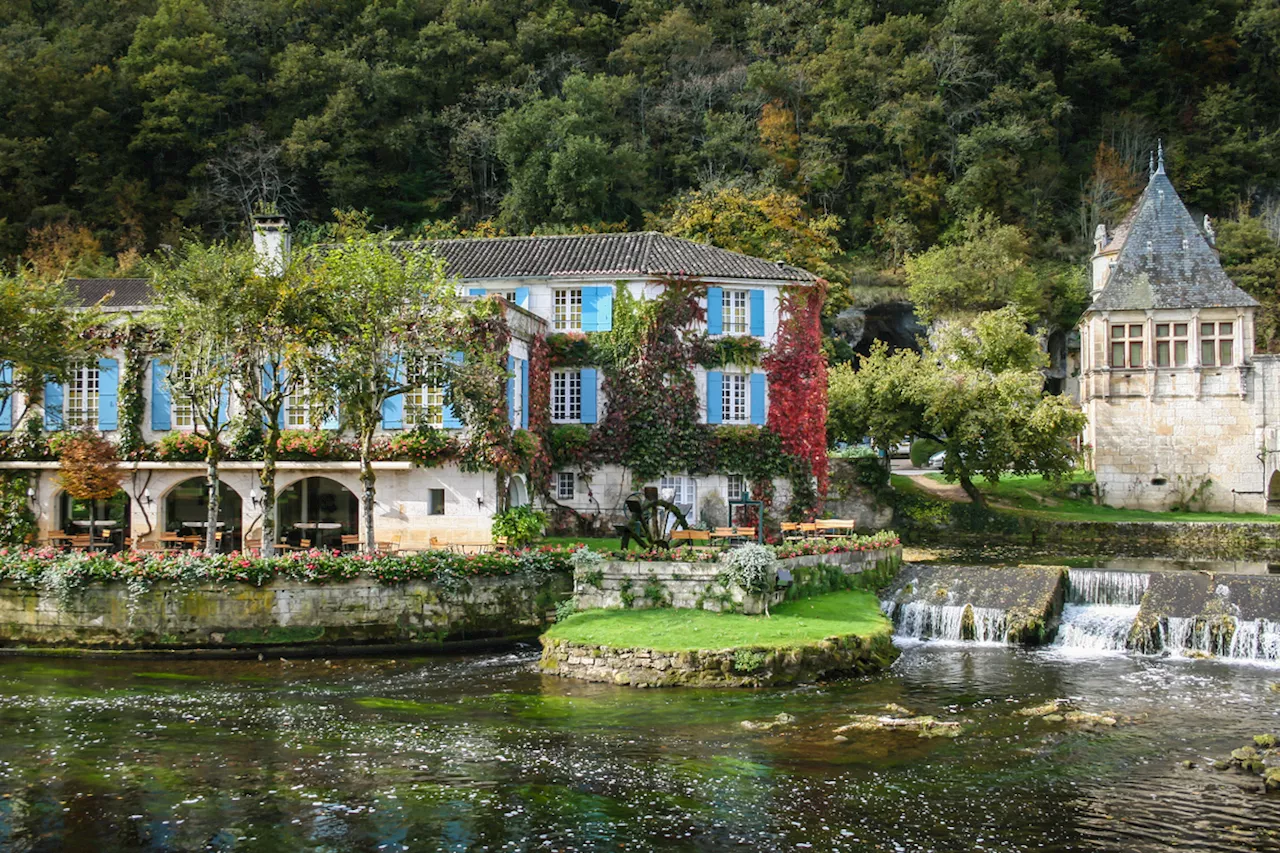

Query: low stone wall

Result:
[573,546,902,615]
[1032,521,1280,559]
[539,630,899,688]
[0,573,571,650]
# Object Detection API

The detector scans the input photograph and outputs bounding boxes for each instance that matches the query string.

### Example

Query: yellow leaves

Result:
[56,432,124,501]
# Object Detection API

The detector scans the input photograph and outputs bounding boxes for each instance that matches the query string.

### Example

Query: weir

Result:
[886,564,1280,663]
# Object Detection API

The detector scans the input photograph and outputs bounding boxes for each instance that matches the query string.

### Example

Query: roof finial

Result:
[1149,149,1155,176]
[1156,138,1165,175]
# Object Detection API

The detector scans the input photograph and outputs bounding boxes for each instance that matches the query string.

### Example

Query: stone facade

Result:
[539,630,899,688]
[573,547,902,615]
[0,572,570,649]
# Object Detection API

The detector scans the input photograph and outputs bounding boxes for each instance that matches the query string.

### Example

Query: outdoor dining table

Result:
[295,522,343,550]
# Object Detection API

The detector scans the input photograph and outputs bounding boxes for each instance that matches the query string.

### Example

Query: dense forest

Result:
[5,0,1280,344]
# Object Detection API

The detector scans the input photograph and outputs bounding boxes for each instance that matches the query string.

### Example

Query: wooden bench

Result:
[669,529,714,549]
[816,519,857,538]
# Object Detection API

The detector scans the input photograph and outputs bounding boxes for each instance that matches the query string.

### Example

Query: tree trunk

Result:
[957,472,985,508]
[260,423,279,557]
[360,428,376,555]
[205,450,221,554]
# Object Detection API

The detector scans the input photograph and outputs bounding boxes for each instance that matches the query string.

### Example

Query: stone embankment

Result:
[0,574,570,651]
[539,630,898,688]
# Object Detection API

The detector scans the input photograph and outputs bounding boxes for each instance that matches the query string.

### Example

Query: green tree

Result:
[828,307,1085,506]
[1217,214,1280,352]
[147,241,253,553]
[311,227,461,552]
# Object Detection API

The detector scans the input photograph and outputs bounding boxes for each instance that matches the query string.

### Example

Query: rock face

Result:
[539,630,899,688]
[883,564,1066,644]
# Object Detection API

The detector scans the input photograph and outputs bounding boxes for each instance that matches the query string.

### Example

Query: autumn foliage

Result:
[763,284,829,508]
[56,431,124,501]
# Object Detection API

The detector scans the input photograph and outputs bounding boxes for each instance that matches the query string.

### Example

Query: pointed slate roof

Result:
[1087,164,1258,313]
[394,231,818,282]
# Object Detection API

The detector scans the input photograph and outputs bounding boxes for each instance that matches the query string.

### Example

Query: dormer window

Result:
[1200,322,1234,367]
[1110,324,1143,368]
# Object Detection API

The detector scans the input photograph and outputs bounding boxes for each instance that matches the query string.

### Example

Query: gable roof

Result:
[70,278,152,309]
[396,231,818,282]
[1088,167,1258,313]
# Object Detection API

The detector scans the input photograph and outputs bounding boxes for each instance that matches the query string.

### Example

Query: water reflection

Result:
[0,646,1275,852]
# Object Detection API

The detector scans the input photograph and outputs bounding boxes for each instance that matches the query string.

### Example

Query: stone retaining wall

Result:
[573,547,902,615]
[539,630,899,687]
[0,573,571,649]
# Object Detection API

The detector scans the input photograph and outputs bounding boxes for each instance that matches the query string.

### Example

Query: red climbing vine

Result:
[763,282,829,513]
[527,333,553,493]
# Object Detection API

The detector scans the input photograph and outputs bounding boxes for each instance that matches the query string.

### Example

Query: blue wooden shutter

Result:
[0,363,11,431]
[580,368,597,424]
[581,287,597,332]
[96,358,119,430]
[706,371,723,425]
[507,356,516,427]
[442,351,464,429]
[469,287,486,297]
[707,287,723,335]
[515,287,530,309]
[596,285,613,332]
[44,377,64,430]
[150,360,170,430]
[218,384,231,428]
[381,355,403,430]
[749,373,766,424]
[519,358,529,429]
[749,289,765,336]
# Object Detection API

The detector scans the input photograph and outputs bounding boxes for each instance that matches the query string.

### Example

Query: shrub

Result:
[278,430,353,461]
[722,543,779,614]
[385,426,455,467]
[549,424,591,467]
[154,431,211,462]
[491,504,547,548]
[910,437,944,467]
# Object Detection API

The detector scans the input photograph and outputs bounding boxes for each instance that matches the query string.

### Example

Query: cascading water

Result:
[892,600,1009,644]
[1160,616,1280,662]
[1052,570,1150,653]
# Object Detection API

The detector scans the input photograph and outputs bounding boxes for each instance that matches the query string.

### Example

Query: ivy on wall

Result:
[0,472,36,546]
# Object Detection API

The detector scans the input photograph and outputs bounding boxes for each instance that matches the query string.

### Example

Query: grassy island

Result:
[544,589,890,652]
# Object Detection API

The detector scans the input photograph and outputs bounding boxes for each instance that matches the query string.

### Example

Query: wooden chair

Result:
[240,537,262,554]
[670,529,713,550]
[69,534,92,550]
[374,539,399,555]
[339,534,361,552]
[817,519,856,538]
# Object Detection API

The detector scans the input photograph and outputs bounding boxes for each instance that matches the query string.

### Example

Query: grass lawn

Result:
[538,536,624,552]
[893,471,1280,524]
[544,589,890,651]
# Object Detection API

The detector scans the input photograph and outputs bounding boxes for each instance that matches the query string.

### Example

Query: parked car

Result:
[927,449,947,469]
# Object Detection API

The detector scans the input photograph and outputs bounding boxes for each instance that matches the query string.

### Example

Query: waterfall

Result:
[1161,616,1280,662]
[892,601,1009,644]
[1066,569,1149,606]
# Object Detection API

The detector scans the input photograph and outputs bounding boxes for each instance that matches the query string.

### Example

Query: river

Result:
[0,639,1275,852]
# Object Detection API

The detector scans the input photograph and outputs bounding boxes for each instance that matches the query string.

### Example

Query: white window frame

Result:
[551,369,582,423]
[1200,320,1234,367]
[554,288,583,331]
[427,488,445,516]
[284,379,314,428]
[723,289,749,335]
[404,356,445,429]
[722,372,749,424]
[726,474,746,502]
[659,475,695,507]
[65,362,99,429]
[556,472,575,500]
[170,367,196,430]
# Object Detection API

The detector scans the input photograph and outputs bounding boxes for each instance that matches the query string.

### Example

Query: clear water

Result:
[0,647,1276,852]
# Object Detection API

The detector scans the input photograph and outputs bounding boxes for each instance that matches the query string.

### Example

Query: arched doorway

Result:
[163,478,243,551]
[507,475,529,508]
[58,490,131,551]
[276,477,359,550]
[1268,470,1280,514]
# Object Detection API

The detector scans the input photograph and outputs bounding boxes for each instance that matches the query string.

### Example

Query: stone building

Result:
[1079,149,1280,512]
[0,226,819,547]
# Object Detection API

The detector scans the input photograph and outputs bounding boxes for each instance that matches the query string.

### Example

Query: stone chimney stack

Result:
[252,213,291,276]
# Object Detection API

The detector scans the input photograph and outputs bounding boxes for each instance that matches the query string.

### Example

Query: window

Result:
[428,489,445,516]
[1200,321,1234,367]
[659,475,695,507]
[1109,324,1144,369]
[556,472,575,500]
[284,380,314,428]
[726,474,746,502]
[722,373,748,424]
[404,356,445,428]
[1155,323,1189,367]
[551,369,581,422]
[722,289,749,334]
[554,288,582,331]
[502,290,517,302]
[65,362,99,428]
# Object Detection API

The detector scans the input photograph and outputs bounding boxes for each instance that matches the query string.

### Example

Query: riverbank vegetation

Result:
[545,589,889,652]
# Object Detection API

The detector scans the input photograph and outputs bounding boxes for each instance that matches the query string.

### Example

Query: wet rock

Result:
[1266,767,1280,791]
[833,735,849,743]
[882,703,915,717]
[1213,760,1232,771]
[1180,760,1195,769]
[835,714,964,739]
[1231,746,1259,763]
[1016,699,1073,717]
[1044,714,1065,723]
[1253,734,1277,749]
[741,713,797,732]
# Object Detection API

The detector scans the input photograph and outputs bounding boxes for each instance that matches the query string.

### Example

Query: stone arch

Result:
[1268,470,1280,514]
[275,476,360,549]
[160,476,243,548]
[507,474,529,508]
[54,487,132,549]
